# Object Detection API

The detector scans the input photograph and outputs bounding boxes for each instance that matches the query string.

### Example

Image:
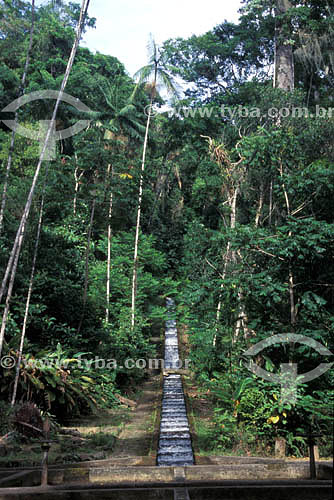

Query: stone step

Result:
[160,421,189,427]
[159,432,191,439]
[157,458,194,466]
[159,448,194,457]
[157,451,194,459]
[159,438,192,448]
[162,411,186,415]
[162,401,186,406]
[160,427,190,433]
[161,416,189,421]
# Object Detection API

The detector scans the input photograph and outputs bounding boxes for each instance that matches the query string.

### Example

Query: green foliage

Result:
[0,401,15,435]
[0,0,333,452]
[87,431,116,449]
[0,344,119,419]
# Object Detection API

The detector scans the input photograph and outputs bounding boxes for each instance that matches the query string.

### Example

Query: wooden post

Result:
[308,436,316,480]
[314,445,320,461]
[275,437,286,458]
[41,418,50,486]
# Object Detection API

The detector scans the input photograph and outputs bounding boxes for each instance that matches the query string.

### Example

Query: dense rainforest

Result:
[0,0,333,458]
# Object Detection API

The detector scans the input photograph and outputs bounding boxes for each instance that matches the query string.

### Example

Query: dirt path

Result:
[112,373,161,458]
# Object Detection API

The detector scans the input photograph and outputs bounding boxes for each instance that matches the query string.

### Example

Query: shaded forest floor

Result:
[0,372,161,467]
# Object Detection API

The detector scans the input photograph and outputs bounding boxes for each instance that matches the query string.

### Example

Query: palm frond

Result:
[147,33,158,64]
[133,64,154,84]
[157,70,180,98]
[133,36,180,102]
[118,103,137,117]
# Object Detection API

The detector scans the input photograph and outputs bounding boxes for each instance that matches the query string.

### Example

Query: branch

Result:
[14,420,43,434]
[250,246,285,261]
[205,258,225,279]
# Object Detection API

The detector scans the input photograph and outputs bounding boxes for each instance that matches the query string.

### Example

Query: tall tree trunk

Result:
[174,165,184,216]
[73,155,83,216]
[269,179,273,226]
[77,197,96,334]
[0,0,90,357]
[0,225,25,355]
[255,183,264,227]
[234,287,250,343]
[11,193,45,406]
[214,241,231,346]
[131,95,153,330]
[279,160,297,331]
[0,0,35,236]
[106,165,113,323]
[214,188,238,346]
[274,0,294,91]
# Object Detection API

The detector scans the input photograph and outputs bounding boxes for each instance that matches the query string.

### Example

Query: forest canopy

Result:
[0,0,333,457]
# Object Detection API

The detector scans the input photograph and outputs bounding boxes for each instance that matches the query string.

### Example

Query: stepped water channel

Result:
[157,298,194,467]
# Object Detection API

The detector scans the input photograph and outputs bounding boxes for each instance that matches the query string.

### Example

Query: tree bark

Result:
[274,0,294,91]
[255,183,264,227]
[11,193,45,406]
[214,187,239,346]
[0,224,25,356]
[131,95,153,330]
[77,197,96,334]
[105,165,113,323]
[73,157,84,216]
[279,160,297,331]
[269,179,273,226]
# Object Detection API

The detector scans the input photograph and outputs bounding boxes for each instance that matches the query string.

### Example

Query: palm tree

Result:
[101,77,147,143]
[131,35,179,329]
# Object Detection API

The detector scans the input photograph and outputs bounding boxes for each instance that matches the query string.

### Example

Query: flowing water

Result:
[157,298,194,467]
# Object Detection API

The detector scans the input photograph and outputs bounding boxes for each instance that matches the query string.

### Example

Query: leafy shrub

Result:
[87,431,116,449]
[0,344,118,420]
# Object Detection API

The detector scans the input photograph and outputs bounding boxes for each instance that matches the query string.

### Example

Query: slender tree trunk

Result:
[11,194,45,406]
[106,165,113,323]
[77,197,96,334]
[234,287,249,342]
[214,188,239,346]
[0,0,35,236]
[279,161,297,331]
[174,165,184,215]
[73,156,83,216]
[269,179,273,226]
[255,183,264,227]
[131,96,153,329]
[0,224,25,355]
[0,0,90,357]
[288,265,296,327]
[214,241,231,346]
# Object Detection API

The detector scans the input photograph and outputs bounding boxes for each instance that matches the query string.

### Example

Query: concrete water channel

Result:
[157,298,194,468]
[0,299,332,498]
